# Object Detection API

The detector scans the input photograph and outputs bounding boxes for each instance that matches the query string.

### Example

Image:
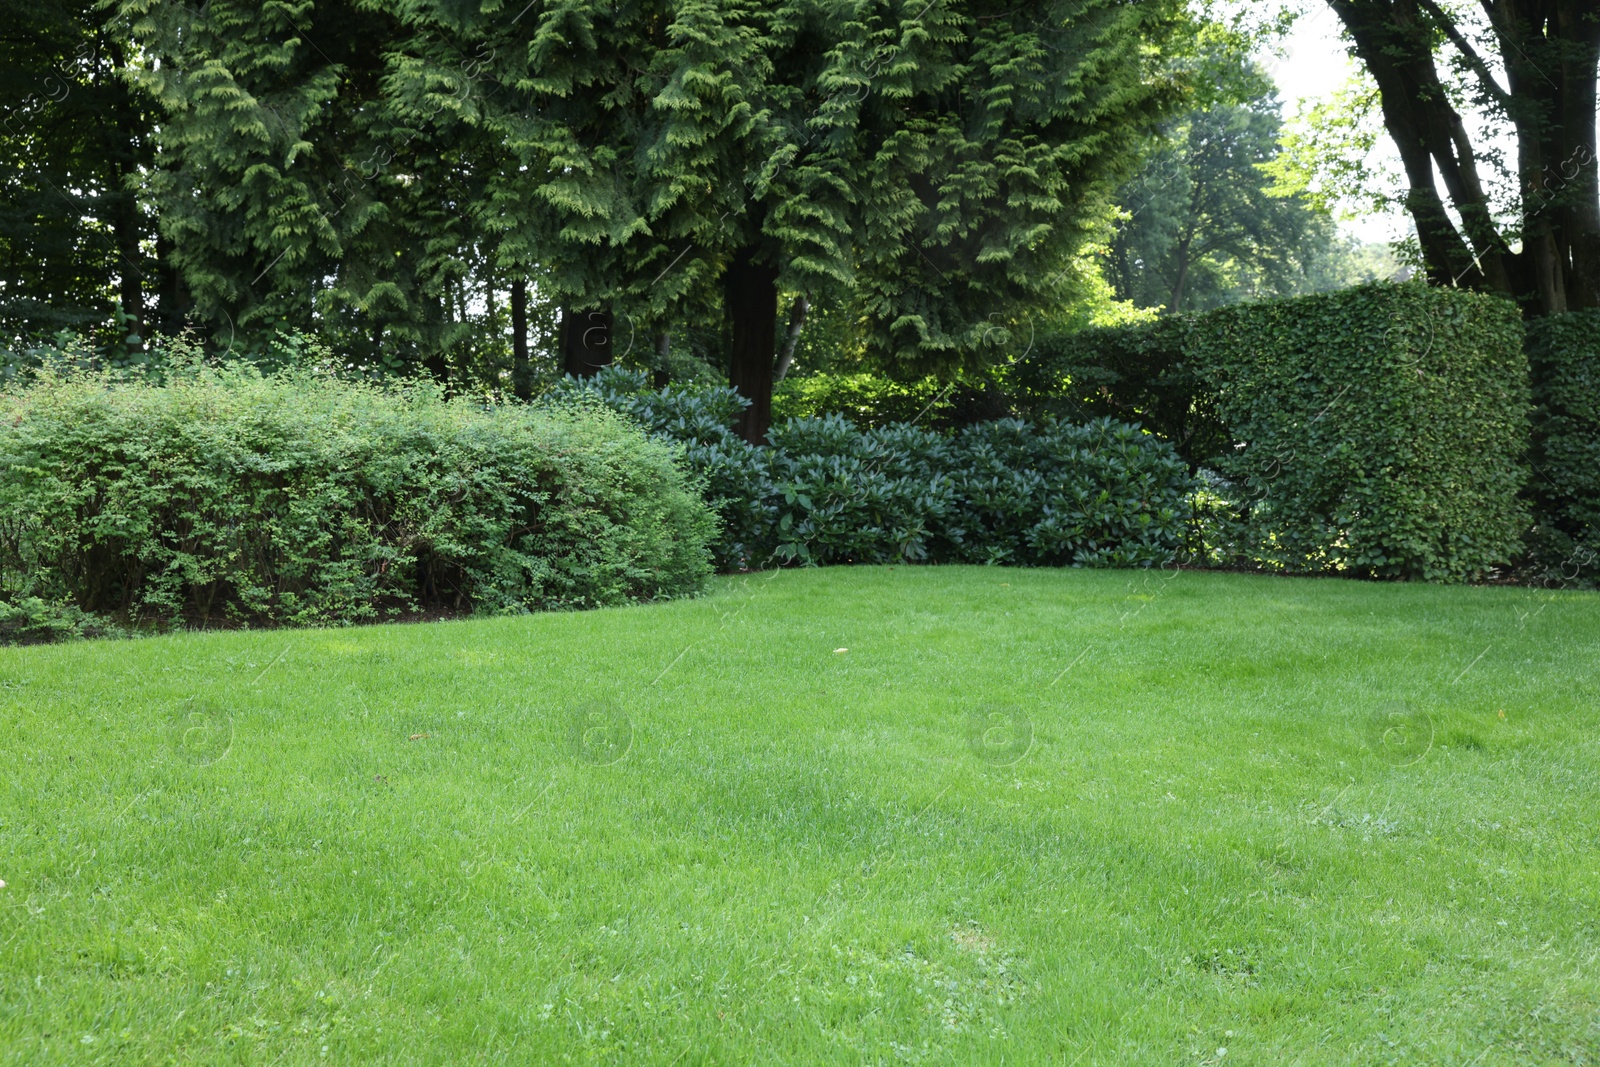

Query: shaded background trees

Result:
[0,0,167,349]
[7,0,1588,429]
[1109,56,1395,314]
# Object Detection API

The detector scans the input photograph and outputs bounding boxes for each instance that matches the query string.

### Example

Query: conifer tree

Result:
[392,0,1189,438]
[122,0,1187,421]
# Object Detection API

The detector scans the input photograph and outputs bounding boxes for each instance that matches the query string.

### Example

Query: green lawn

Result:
[4,567,1600,1064]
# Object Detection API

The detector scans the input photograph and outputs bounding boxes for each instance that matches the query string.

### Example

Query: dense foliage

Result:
[1012,316,1224,468]
[1108,72,1394,314]
[1016,283,1531,581]
[550,368,1195,570]
[1195,284,1529,580]
[0,0,166,347]
[0,359,715,640]
[1526,310,1600,579]
[108,0,1195,439]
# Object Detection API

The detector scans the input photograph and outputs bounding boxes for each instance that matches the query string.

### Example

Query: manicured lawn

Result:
[4,566,1600,1064]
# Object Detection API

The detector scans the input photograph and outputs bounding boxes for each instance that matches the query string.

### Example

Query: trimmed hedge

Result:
[1192,284,1528,581]
[1021,283,1530,581]
[1526,310,1600,578]
[549,369,1195,570]
[0,363,716,638]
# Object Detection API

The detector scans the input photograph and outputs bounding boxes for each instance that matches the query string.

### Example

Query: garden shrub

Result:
[951,419,1195,568]
[1190,282,1529,581]
[0,361,716,638]
[1525,310,1600,581]
[551,368,1195,570]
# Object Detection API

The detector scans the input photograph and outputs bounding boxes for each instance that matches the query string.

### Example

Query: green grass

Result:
[4,566,1600,1064]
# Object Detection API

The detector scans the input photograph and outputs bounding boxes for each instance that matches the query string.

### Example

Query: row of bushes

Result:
[4,281,1587,640]
[549,370,1194,570]
[0,354,1193,640]
[0,359,716,639]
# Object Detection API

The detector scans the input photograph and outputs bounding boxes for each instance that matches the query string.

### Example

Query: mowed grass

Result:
[3,567,1600,1065]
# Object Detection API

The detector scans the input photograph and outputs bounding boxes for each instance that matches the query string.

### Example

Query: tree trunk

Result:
[110,166,144,342]
[774,294,808,383]
[102,37,146,343]
[1327,0,1600,314]
[1551,1,1600,309]
[510,277,532,401]
[1168,238,1192,315]
[652,331,671,389]
[559,304,614,378]
[155,232,190,336]
[725,245,779,443]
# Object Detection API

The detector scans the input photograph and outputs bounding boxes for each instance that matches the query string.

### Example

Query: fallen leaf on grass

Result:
[409,733,430,741]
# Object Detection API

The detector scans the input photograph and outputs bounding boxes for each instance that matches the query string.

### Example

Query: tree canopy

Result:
[1317,0,1600,315]
[104,0,1196,436]
[0,0,164,348]
[1109,59,1394,314]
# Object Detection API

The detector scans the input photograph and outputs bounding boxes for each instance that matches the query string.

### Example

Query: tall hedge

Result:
[1020,283,1531,581]
[1526,310,1600,576]
[0,364,717,638]
[1190,284,1528,581]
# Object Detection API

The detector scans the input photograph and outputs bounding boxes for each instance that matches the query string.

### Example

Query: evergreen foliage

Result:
[0,0,164,346]
[115,0,1192,428]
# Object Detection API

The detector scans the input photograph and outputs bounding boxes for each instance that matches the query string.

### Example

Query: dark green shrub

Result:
[1191,283,1529,581]
[554,367,1195,570]
[0,363,717,637]
[952,419,1195,568]
[1526,310,1600,581]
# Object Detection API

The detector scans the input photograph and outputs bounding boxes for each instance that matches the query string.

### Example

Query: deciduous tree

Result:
[1324,0,1600,314]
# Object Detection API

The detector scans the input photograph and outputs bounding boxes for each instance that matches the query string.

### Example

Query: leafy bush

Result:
[550,368,1195,570]
[0,595,120,644]
[0,361,716,638]
[951,418,1195,568]
[1014,284,1531,581]
[1526,310,1600,581]
[1190,283,1529,581]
